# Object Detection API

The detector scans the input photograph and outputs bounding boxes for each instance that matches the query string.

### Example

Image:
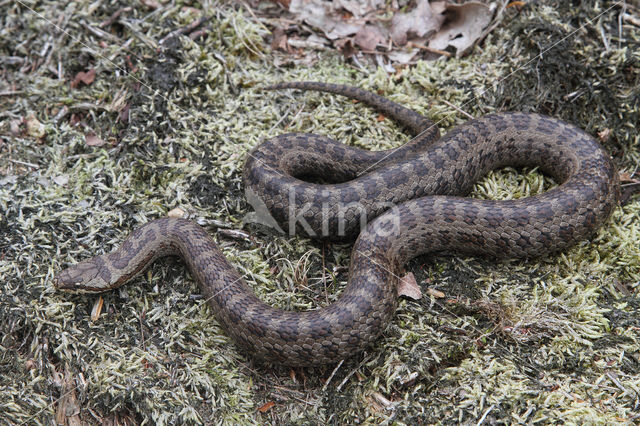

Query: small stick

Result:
[159,16,210,44]
[82,22,121,42]
[407,42,452,57]
[336,354,372,391]
[322,359,344,391]
[100,6,132,28]
[322,243,328,305]
[9,158,40,169]
[442,99,474,119]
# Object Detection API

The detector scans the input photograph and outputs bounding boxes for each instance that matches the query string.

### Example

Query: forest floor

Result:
[1,1,639,424]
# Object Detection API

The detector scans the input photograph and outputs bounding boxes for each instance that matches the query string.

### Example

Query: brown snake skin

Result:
[55,82,620,366]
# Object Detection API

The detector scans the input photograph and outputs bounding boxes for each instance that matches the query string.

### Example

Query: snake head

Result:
[54,258,112,293]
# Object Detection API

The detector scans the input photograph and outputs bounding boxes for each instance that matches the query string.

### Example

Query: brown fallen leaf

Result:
[125,54,139,73]
[271,27,290,51]
[354,24,387,51]
[272,0,291,8]
[619,171,638,182]
[70,113,84,127]
[53,175,69,186]
[140,0,161,9]
[397,272,422,300]
[257,401,275,413]
[85,132,106,147]
[26,113,45,138]
[428,2,493,58]
[598,128,611,143]
[10,118,24,136]
[118,103,131,123]
[390,0,446,45]
[619,170,640,202]
[168,207,187,218]
[290,0,362,40]
[70,69,96,89]
[335,37,356,58]
[336,0,384,18]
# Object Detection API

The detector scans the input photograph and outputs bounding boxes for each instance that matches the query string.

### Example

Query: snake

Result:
[55,82,620,366]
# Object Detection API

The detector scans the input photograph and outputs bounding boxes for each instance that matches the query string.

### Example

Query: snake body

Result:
[55,82,620,366]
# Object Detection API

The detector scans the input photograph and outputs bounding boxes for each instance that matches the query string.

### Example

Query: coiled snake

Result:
[55,82,620,366]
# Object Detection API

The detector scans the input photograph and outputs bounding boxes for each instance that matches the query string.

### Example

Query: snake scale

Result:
[55,82,620,366]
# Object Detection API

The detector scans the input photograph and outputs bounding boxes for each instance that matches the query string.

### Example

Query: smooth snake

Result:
[55,82,620,366]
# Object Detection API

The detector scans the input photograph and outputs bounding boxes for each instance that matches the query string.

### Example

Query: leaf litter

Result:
[267,0,506,63]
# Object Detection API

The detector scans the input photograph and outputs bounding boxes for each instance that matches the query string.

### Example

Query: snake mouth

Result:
[53,261,106,293]
[53,275,83,292]
[53,276,108,293]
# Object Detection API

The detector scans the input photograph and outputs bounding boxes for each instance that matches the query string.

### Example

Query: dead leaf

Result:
[140,0,161,9]
[598,128,611,143]
[335,37,356,58]
[53,175,69,186]
[354,24,387,51]
[290,0,362,40]
[118,103,131,123]
[428,2,493,58]
[9,118,23,136]
[390,0,446,45]
[125,54,139,73]
[257,401,275,413]
[619,171,640,184]
[397,272,422,300]
[168,207,186,218]
[26,114,45,138]
[0,175,19,186]
[336,0,384,18]
[271,27,290,51]
[70,113,84,127]
[70,69,96,88]
[85,133,106,147]
[273,0,291,8]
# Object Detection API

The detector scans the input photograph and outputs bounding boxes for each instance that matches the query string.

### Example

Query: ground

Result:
[1,0,639,424]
